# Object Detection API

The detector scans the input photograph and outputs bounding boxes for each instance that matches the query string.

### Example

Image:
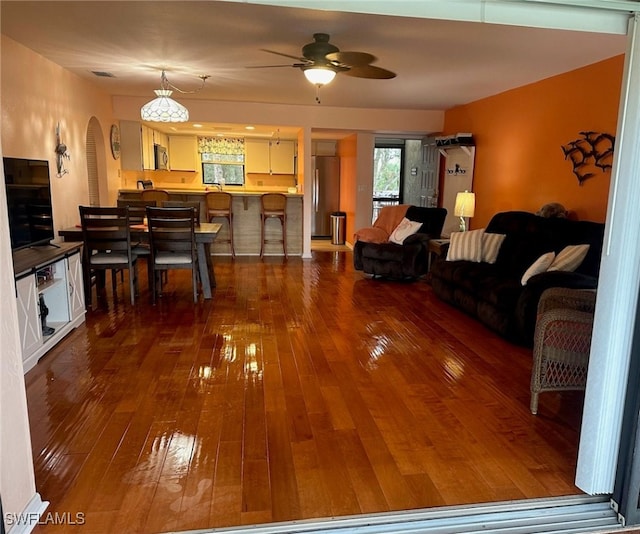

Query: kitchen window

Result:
[201,150,245,186]
[199,137,246,186]
[202,162,245,186]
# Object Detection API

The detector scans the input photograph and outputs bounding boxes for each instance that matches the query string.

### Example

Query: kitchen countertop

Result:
[119,188,303,197]
[117,187,303,256]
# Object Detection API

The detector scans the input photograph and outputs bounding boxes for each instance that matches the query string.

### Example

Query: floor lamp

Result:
[454,190,475,232]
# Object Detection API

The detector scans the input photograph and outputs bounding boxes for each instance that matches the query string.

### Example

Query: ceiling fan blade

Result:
[246,63,306,69]
[326,51,376,67]
[343,65,397,79]
[260,49,308,62]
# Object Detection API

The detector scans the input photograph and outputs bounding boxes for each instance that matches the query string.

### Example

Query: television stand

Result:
[12,242,85,373]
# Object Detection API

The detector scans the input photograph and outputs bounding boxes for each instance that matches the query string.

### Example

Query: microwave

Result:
[154,144,168,170]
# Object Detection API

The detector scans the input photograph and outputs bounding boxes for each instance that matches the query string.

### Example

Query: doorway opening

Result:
[372,143,404,223]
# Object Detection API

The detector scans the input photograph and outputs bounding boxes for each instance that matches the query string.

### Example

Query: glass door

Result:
[372,145,403,223]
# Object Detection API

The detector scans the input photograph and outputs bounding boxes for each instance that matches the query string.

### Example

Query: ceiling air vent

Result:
[91,71,115,78]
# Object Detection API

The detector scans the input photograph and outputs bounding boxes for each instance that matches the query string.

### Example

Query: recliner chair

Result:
[353,205,447,279]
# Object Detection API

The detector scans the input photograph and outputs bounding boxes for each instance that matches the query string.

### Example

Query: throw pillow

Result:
[521,252,556,285]
[547,244,590,272]
[446,229,484,262]
[389,217,422,244]
[482,232,506,264]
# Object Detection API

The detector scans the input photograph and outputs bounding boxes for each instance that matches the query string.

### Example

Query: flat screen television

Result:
[3,157,54,250]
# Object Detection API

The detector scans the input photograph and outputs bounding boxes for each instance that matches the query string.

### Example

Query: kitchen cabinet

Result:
[142,124,154,170]
[245,139,270,173]
[120,120,143,170]
[169,135,198,171]
[13,244,85,373]
[245,139,295,174]
[270,140,295,174]
[119,121,170,170]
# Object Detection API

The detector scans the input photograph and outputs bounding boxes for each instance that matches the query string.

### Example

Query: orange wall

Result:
[337,134,358,243]
[443,55,624,228]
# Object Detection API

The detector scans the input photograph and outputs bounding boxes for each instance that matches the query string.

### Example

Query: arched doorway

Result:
[86,117,108,206]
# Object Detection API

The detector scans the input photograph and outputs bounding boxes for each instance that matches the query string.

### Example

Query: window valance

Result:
[198,136,245,155]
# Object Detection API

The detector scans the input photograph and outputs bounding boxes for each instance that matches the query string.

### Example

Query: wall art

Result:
[561,131,614,185]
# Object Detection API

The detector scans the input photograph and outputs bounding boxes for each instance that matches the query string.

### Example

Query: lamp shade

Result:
[141,89,189,123]
[454,191,476,218]
[303,66,337,85]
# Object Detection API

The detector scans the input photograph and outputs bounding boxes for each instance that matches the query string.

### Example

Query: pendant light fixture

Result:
[141,70,209,123]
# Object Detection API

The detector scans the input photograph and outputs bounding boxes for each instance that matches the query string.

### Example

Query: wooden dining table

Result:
[59,222,222,300]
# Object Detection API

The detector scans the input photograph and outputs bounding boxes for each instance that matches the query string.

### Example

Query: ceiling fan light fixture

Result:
[303,66,337,86]
[141,88,189,122]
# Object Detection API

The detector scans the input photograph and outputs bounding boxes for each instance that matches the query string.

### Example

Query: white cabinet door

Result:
[120,120,143,171]
[169,136,198,171]
[142,124,155,170]
[15,274,42,361]
[67,252,85,322]
[245,139,270,173]
[246,139,295,174]
[270,140,295,174]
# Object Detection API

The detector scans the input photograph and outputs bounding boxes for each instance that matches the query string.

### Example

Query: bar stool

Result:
[260,193,287,257]
[205,192,234,257]
[141,189,170,203]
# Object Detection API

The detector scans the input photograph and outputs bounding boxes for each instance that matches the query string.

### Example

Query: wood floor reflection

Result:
[25,250,584,534]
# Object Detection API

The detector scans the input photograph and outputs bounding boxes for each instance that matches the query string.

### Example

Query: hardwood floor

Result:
[25,250,584,533]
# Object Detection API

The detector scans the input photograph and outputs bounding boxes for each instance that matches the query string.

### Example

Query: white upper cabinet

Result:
[245,139,295,174]
[270,140,295,174]
[169,136,198,171]
[245,139,270,173]
[141,125,155,170]
[119,121,171,170]
[119,120,143,171]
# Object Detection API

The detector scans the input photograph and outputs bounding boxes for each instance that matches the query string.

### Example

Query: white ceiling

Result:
[0,1,628,138]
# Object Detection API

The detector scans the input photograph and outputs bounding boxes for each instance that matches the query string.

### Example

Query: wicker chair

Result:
[530,287,596,414]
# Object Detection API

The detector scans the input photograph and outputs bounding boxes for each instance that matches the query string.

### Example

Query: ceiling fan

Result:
[249,33,397,87]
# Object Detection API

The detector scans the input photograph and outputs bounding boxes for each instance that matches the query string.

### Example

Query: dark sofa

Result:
[430,211,605,345]
[354,206,447,279]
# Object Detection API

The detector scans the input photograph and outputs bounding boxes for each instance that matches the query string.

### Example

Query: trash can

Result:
[330,211,346,245]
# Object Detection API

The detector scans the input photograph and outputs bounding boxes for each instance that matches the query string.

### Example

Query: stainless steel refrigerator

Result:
[311,156,341,237]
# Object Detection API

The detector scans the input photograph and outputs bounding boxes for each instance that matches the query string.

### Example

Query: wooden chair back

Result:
[261,193,287,215]
[205,192,232,214]
[79,206,138,306]
[117,198,157,224]
[145,206,198,303]
[140,189,170,203]
[161,201,201,223]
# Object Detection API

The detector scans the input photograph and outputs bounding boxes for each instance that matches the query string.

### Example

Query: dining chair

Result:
[140,189,170,203]
[117,198,156,224]
[161,200,202,224]
[260,193,287,257]
[117,198,158,285]
[205,191,234,256]
[79,206,138,307]
[146,206,199,304]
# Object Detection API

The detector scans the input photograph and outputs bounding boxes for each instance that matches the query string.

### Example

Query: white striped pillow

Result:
[482,232,506,264]
[521,252,556,285]
[547,244,590,272]
[446,229,484,262]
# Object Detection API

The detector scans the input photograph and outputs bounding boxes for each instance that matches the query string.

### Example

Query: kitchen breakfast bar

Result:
[118,188,303,256]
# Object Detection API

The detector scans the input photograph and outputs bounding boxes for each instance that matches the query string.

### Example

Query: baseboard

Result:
[5,493,49,534]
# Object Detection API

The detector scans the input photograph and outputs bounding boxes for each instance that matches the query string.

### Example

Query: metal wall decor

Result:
[55,122,70,177]
[446,163,466,175]
[562,131,615,185]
